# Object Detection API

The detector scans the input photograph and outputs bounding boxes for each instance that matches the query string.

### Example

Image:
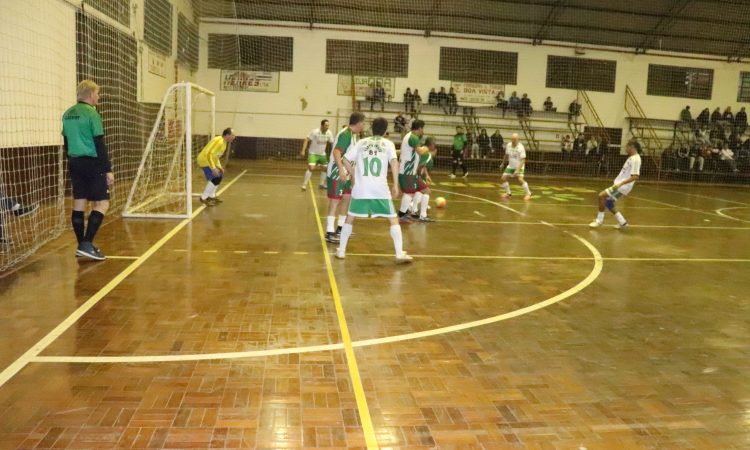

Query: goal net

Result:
[123,83,215,219]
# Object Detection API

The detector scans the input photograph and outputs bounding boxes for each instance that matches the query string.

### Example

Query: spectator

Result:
[568,99,581,120]
[478,129,491,159]
[543,96,554,112]
[0,192,39,245]
[447,87,458,115]
[723,106,734,122]
[735,106,747,135]
[468,132,479,159]
[586,135,599,157]
[427,88,438,106]
[729,132,741,151]
[403,87,414,113]
[695,127,710,147]
[572,134,586,159]
[394,112,406,135]
[412,89,422,114]
[661,144,679,172]
[720,144,739,172]
[679,105,694,130]
[508,91,521,111]
[710,107,722,123]
[696,107,710,129]
[710,123,724,148]
[370,81,385,111]
[520,93,532,117]
[437,87,449,114]
[491,129,504,157]
[677,145,690,171]
[561,134,573,157]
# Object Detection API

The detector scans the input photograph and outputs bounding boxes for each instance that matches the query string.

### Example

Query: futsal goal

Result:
[122,82,215,219]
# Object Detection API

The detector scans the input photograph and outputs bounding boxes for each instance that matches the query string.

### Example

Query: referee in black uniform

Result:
[61,80,114,261]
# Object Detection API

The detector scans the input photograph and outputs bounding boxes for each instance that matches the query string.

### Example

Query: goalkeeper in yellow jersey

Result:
[197,128,235,206]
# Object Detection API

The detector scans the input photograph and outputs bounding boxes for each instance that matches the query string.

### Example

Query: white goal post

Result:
[122,82,215,219]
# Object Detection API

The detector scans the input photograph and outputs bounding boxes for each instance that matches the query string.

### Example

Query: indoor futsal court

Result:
[2,0,750,449]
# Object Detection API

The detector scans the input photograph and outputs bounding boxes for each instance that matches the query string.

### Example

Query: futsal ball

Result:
[435,197,447,208]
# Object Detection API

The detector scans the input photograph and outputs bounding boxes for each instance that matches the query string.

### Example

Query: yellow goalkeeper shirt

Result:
[196,136,227,169]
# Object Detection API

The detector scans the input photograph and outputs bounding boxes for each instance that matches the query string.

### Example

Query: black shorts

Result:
[452,150,464,161]
[69,157,110,201]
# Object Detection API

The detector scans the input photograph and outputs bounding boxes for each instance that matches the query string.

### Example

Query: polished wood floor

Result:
[0,161,748,449]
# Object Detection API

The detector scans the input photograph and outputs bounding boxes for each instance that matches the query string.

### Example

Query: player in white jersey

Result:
[396,120,428,222]
[335,118,412,263]
[590,140,642,229]
[500,133,532,200]
[300,119,334,190]
[325,113,365,243]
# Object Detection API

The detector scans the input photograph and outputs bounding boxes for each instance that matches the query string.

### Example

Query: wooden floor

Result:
[0,161,748,449]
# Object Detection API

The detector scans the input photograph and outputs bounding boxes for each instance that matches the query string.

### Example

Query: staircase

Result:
[624,84,664,178]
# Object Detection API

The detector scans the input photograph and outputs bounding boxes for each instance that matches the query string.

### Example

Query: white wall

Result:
[197,20,750,144]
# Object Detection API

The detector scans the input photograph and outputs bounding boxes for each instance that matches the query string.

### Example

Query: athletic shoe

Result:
[589,221,602,228]
[334,249,346,259]
[211,197,224,204]
[395,252,413,263]
[462,172,469,178]
[501,193,512,199]
[448,173,456,179]
[409,212,420,220]
[76,241,106,261]
[418,216,435,223]
[615,222,628,230]
[398,214,412,224]
[318,184,327,190]
[325,232,340,243]
[200,197,216,207]
[301,185,307,191]
[13,204,39,217]
[523,194,532,201]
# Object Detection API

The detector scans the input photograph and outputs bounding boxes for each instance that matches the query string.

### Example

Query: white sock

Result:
[338,215,346,228]
[326,216,335,233]
[302,169,312,186]
[502,182,511,195]
[201,181,214,200]
[420,194,430,218]
[596,212,605,223]
[399,194,413,213]
[209,183,218,198]
[11,203,20,212]
[339,223,353,254]
[614,212,627,225]
[319,171,327,186]
[522,181,531,196]
[412,192,423,212]
[390,224,404,256]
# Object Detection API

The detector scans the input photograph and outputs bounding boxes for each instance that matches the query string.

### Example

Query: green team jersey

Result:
[62,102,104,158]
[399,132,422,176]
[453,133,467,151]
[417,152,433,178]
[328,127,356,179]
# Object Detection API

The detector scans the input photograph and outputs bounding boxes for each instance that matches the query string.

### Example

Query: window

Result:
[326,40,408,78]
[83,0,130,27]
[546,56,617,93]
[144,0,172,56]
[208,34,294,72]
[647,64,713,100]
[738,72,750,102]
[177,13,198,70]
[439,47,517,85]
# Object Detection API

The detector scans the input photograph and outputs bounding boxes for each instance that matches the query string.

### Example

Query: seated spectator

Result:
[735,106,748,135]
[370,82,385,111]
[720,144,739,172]
[508,91,520,111]
[519,93,532,117]
[586,135,599,157]
[543,96,555,112]
[495,91,508,117]
[679,105,694,130]
[447,87,458,115]
[661,144,679,172]
[689,143,705,172]
[491,129,504,156]
[696,107,710,129]
[711,107,722,123]
[568,99,582,120]
[561,134,573,156]
[427,88,438,106]
[677,144,690,170]
[739,136,750,161]
[695,127,710,146]
[723,106,734,122]
[403,88,414,113]
[729,132,741,151]
[394,112,406,134]
[0,192,39,245]
[709,123,724,147]
[477,129,491,159]
[572,134,585,158]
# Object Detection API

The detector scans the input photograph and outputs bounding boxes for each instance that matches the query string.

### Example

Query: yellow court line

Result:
[438,219,750,230]
[0,170,247,389]
[308,183,378,450]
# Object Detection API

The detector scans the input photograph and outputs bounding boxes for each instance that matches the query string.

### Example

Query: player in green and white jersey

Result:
[589,141,642,230]
[325,112,365,243]
[409,136,437,222]
[500,133,533,201]
[397,119,428,222]
[300,119,333,191]
[335,118,411,263]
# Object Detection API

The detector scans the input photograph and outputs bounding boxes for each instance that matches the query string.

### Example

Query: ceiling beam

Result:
[532,0,567,45]
[635,0,693,53]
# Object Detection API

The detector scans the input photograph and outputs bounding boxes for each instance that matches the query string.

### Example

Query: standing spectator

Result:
[371,82,385,111]
[467,132,479,159]
[723,106,734,122]
[679,105,694,130]
[495,91,507,110]
[62,80,113,261]
[491,129,504,157]
[696,107,710,129]
[735,107,748,135]
[413,89,422,114]
[568,99,582,120]
[543,96,554,112]
[427,88,437,106]
[508,91,521,111]
[403,87,414,113]
[437,87,449,114]
[394,112,406,135]
[477,129,491,159]
[710,107,722,123]
[447,87,458,115]
[520,93,532,117]
[450,126,468,178]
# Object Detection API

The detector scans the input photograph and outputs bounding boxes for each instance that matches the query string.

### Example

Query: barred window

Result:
[737,72,750,102]
[326,40,408,78]
[83,0,130,27]
[647,64,713,100]
[144,0,172,56]
[439,47,517,85]
[177,13,198,70]
[546,56,617,93]
[208,34,294,72]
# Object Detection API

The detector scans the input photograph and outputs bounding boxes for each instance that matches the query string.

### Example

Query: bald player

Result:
[500,133,532,201]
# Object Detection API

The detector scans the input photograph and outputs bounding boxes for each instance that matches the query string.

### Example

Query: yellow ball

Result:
[435,197,447,208]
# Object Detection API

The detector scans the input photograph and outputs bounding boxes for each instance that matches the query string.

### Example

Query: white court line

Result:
[438,219,750,230]
[345,253,750,263]
[105,255,139,260]
[629,195,746,222]
[646,185,750,206]
[715,207,750,222]
[0,171,247,389]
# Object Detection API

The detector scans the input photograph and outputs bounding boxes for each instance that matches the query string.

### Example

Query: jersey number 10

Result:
[362,157,383,177]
